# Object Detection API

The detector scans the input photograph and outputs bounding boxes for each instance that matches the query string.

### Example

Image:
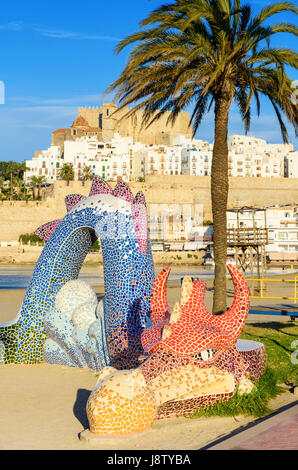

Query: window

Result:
[289,232,298,241]
[289,245,298,251]
[278,232,288,240]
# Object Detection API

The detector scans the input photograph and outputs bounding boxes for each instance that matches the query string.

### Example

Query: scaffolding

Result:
[227,206,269,278]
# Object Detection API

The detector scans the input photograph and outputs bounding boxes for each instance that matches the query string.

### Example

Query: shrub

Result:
[90,239,101,252]
[19,233,44,245]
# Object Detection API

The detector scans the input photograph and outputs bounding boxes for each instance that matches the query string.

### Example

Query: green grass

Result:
[240,322,298,386]
[190,367,279,419]
[188,321,298,419]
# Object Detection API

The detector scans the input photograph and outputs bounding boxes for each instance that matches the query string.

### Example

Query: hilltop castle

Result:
[52,102,193,151]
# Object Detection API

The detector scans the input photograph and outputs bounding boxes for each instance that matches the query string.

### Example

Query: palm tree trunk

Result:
[10,172,13,200]
[211,94,231,314]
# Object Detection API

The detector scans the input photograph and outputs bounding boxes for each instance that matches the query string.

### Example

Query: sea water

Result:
[0,264,296,289]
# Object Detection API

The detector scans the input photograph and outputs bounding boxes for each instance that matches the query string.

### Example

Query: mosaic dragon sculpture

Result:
[0,176,154,369]
[0,176,266,436]
[86,265,266,435]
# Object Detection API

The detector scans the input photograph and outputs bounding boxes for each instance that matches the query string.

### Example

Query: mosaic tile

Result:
[0,177,154,368]
[0,175,266,437]
[87,265,266,435]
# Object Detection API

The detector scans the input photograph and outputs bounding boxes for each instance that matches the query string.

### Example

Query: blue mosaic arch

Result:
[0,177,155,370]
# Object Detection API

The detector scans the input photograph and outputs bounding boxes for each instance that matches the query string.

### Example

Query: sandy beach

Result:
[0,361,296,450]
[0,268,297,450]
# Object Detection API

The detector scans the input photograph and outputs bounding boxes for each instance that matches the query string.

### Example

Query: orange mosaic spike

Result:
[147,264,250,357]
[150,266,170,324]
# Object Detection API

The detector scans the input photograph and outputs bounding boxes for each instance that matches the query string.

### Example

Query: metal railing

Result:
[244,276,298,303]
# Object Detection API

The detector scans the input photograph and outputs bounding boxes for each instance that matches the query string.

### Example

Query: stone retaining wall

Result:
[0,176,297,241]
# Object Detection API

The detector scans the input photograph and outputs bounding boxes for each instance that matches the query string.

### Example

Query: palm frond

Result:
[107,0,298,142]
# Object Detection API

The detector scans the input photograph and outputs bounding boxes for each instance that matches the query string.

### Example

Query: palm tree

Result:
[11,177,24,199]
[0,176,4,200]
[108,0,298,313]
[80,165,93,186]
[58,163,75,186]
[30,175,46,200]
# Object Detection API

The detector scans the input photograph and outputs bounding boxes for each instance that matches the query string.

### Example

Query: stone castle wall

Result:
[77,104,193,145]
[78,106,101,128]
[0,176,297,241]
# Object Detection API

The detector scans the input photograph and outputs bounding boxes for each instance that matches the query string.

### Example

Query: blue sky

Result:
[0,0,297,162]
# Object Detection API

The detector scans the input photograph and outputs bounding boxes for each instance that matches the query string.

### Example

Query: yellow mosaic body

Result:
[147,365,236,406]
[86,367,157,435]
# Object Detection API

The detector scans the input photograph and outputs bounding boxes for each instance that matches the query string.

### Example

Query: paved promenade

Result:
[202,401,298,450]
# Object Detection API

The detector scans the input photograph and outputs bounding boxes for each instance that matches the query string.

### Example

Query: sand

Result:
[0,290,25,323]
[0,362,296,450]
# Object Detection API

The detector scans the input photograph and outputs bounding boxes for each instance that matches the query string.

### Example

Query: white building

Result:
[180,147,212,176]
[228,151,282,178]
[266,205,298,254]
[284,151,298,178]
[227,205,298,255]
[24,146,62,182]
[25,135,134,183]
[24,132,296,183]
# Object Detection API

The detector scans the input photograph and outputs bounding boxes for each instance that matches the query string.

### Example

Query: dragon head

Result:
[86,265,266,436]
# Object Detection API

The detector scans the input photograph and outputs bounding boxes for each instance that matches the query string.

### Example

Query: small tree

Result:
[11,177,24,199]
[58,163,75,186]
[0,176,4,195]
[30,175,46,200]
[80,165,93,186]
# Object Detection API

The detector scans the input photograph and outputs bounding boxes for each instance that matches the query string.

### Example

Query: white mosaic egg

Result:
[54,280,98,317]
[72,301,97,329]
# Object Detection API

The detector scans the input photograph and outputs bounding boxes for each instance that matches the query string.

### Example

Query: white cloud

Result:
[9,93,104,106]
[34,27,120,41]
[0,21,23,31]
[0,21,120,41]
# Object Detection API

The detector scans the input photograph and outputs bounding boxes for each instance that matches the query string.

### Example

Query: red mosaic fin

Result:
[65,194,86,211]
[147,265,250,357]
[89,176,113,196]
[35,219,61,242]
[215,264,250,339]
[150,267,171,324]
[179,280,213,323]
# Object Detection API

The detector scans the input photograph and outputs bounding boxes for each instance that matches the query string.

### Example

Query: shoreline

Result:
[1,270,297,324]
[0,245,205,266]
